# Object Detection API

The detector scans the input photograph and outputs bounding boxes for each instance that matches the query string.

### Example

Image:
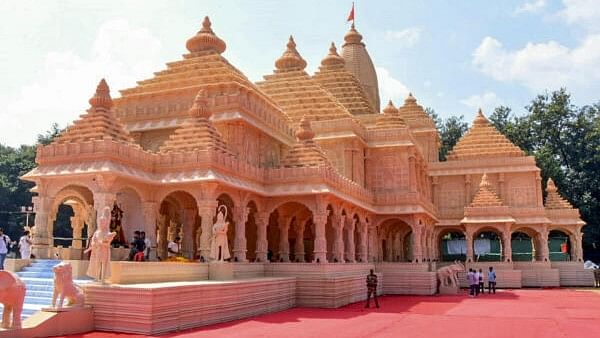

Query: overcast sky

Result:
[1,0,599,146]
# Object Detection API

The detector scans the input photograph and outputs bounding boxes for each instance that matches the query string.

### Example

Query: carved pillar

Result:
[141,201,158,260]
[70,215,84,249]
[368,224,378,262]
[538,226,549,262]
[502,225,513,262]
[345,218,356,263]
[409,155,417,193]
[255,212,269,262]
[432,176,439,205]
[359,222,368,262]
[313,211,328,263]
[233,207,250,262]
[277,214,291,262]
[333,214,345,263]
[412,223,423,263]
[197,200,218,261]
[294,218,307,262]
[535,171,543,207]
[181,208,196,259]
[465,175,472,205]
[574,231,584,262]
[466,229,474,262]
[157,213,168,260]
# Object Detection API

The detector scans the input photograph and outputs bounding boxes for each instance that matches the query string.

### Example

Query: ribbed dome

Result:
[275,36,307,72]
[186,16,226,55]
[89,79,113,110]
[383,100,397,115]
[470,174,503,207]
[281,115,332,168]
[545,178,574,209]
[374,100,407,130]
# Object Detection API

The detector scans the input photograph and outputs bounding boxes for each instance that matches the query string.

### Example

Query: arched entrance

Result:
[438,229,466,262]
[378,218,412,262]
[48,185,94,259]
[268,201,313,262]
[115,188,144,247]
[157,191,198,260]
[473,229,503,262]
[549,230,571,261]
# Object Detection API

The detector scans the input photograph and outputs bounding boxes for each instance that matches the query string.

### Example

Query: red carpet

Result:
[61,289,600,338]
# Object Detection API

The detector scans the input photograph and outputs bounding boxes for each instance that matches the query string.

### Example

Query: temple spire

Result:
[281,115,332,168]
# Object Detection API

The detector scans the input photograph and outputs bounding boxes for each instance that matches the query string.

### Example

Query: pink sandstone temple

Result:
[16,17,592,334]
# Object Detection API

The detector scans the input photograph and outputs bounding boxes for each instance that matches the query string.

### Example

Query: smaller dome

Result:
[188,90,211,119]
[404,92,417,104]
[343,24,364,46]
[383,100,398,115]
[275,36,307,71]
[320,42,345,67]
[186,16,226,54]
[296,115,315,141]
[89,78,113,110]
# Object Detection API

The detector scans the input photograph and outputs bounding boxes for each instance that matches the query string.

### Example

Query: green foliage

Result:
[427,108,468,161]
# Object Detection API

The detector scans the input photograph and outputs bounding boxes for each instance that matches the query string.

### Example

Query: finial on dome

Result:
[479,173,490,188]
[404,92,417,104]
[186,16,226,55]
[320,42,345,67]
[383,100,397,115]
[296,115,315,141]
[275,35,307,71]
[473,108,489,127]
[546,178,558,192]
[89,78,113,110]
[188,90,211,119]
[344,24,363,45]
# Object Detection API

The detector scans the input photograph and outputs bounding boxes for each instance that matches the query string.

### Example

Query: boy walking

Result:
[488,266,497,294]
[468,269,477,297]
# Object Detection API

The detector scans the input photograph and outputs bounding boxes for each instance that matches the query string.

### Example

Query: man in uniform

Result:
[365,269,379,308]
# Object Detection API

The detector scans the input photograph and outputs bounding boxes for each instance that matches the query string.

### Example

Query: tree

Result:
[427,108,469,161]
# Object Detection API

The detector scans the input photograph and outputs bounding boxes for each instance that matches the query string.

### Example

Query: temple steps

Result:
[0,259,91,322]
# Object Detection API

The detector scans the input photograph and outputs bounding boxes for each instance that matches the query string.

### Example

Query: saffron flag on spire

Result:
[347,2,355,22]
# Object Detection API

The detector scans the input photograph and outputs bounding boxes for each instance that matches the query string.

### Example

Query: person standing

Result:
[365,269,379,308]
[0,228,11,270]
[141,231,151,261]
[19,230,33,259]
[478,268,485,295]
[488,266,497,294]
[468,268,476,297]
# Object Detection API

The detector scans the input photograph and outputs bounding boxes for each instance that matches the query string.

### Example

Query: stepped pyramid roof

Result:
[256,36,355,124]
[281,116,332,168]
[313,42,376,115]
[373,100,408,130]
[397,93,436,128]
[115,17,281,117]
[446,109,525,161]
[545,178,574,209]
[158,90,232,154]
[54,79,134,144]
[469,174,504,207]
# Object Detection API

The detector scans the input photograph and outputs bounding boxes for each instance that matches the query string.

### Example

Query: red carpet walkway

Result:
[63,289,600,338]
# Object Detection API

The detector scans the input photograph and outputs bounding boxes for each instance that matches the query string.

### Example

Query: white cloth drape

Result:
[474,239,491,255]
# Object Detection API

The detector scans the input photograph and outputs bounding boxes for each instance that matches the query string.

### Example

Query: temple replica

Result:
[15,17,593,335]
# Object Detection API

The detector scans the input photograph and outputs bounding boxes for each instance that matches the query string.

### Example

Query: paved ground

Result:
[62,289,600,338]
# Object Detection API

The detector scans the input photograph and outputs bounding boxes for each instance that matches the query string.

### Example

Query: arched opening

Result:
[245,201,258,262]
[379,219,412,262]
[439,230,466,262]
[511,231,533,261]
[157,191,198,260]
[549,230,571,261]
[115,188,144,247]
[473,229,503,262]
[48,185,94,259]
[268,201,313,262]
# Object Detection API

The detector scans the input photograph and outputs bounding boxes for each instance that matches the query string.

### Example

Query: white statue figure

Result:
[210,205,230,262]
[437,260,465,294]
[85,206,116,283]
[52,262,84,308]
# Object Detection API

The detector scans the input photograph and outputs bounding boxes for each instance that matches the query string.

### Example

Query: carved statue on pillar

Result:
[233,207,249,262]
[210,205,230,262]
[109,201,125,247]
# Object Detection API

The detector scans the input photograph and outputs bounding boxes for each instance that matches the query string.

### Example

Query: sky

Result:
[1,0,599,147]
